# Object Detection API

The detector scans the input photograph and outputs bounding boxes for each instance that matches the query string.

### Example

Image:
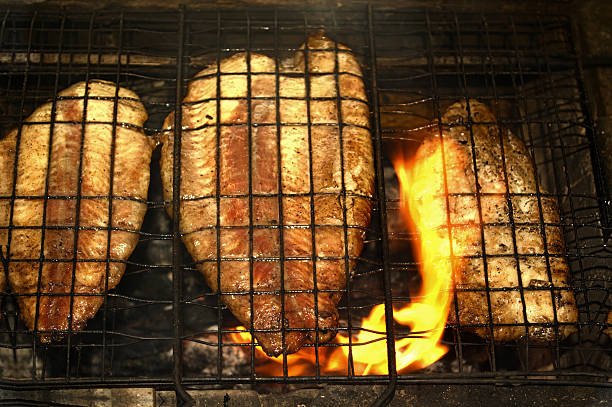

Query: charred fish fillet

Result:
[1,80,152,341]
[414,99,577,342]
[160,33,374,356]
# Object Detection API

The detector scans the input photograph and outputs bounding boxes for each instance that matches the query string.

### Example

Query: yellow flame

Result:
[229,139,470,375]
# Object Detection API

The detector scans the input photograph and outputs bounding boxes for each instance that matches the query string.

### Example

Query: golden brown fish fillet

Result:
[160,33,374,356]
[414,99,577,342]
[4,80,152,342]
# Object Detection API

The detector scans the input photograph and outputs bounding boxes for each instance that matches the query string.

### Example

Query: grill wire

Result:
[0,5,611,405]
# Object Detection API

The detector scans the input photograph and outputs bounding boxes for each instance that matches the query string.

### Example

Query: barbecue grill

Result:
[0,4,611,406]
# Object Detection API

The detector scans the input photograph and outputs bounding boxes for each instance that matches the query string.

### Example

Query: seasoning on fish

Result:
[415,99,577,341]
[160,33,374,356]
[2,80,153,341]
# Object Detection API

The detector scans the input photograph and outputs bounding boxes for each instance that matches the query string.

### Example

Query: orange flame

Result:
[229,139,469,375]
[391,140,457,371]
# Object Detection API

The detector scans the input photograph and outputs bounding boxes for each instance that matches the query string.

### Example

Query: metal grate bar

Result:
[245,10,257,382]
[214,8,224,383]
[367,5,396,404]
[423,10,466,374]
[451,11,498,371]
[100,10,124,380]
[301,11,319,378]
[534,15,569,367]
[63,12,94,379]
[170,6,193,406]
[330,7,358,379]
[32,11,66,381]
[481,13,532,374]
[10,10,38,380]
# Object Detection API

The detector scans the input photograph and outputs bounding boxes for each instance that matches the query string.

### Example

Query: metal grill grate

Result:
[0,6,610,406]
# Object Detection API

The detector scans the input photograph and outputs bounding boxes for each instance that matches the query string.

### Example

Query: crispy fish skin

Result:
[416,99,577,342]
[4,80,152,341]
[160,33,374,356]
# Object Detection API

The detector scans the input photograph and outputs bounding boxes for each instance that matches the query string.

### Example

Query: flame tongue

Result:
[229,139,466,375]
[392,141,456,371]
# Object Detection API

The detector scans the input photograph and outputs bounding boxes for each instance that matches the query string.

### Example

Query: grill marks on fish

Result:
[161,33,374,356]
[2,80,152,341]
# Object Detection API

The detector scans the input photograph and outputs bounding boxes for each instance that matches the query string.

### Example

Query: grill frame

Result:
[0,5,610,406]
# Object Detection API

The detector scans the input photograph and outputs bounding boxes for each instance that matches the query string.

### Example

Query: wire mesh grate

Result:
[0,6,610,404]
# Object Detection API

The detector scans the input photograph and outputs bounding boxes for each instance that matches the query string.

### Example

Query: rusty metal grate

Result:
[0,6,610,406]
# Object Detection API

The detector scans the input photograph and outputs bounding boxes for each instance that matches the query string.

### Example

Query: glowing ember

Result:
[229,139,468,375]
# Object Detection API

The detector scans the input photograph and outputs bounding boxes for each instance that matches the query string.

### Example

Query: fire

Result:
[391,140,459,371]
[229,139,469,375]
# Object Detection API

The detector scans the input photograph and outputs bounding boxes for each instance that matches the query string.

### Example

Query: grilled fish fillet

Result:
[160,33,374,356]
[1,80,152,341]
[414,99,577,341]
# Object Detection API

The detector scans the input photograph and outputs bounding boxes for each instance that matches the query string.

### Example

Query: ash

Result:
[183,325,251,378]
[0,346,42,379]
